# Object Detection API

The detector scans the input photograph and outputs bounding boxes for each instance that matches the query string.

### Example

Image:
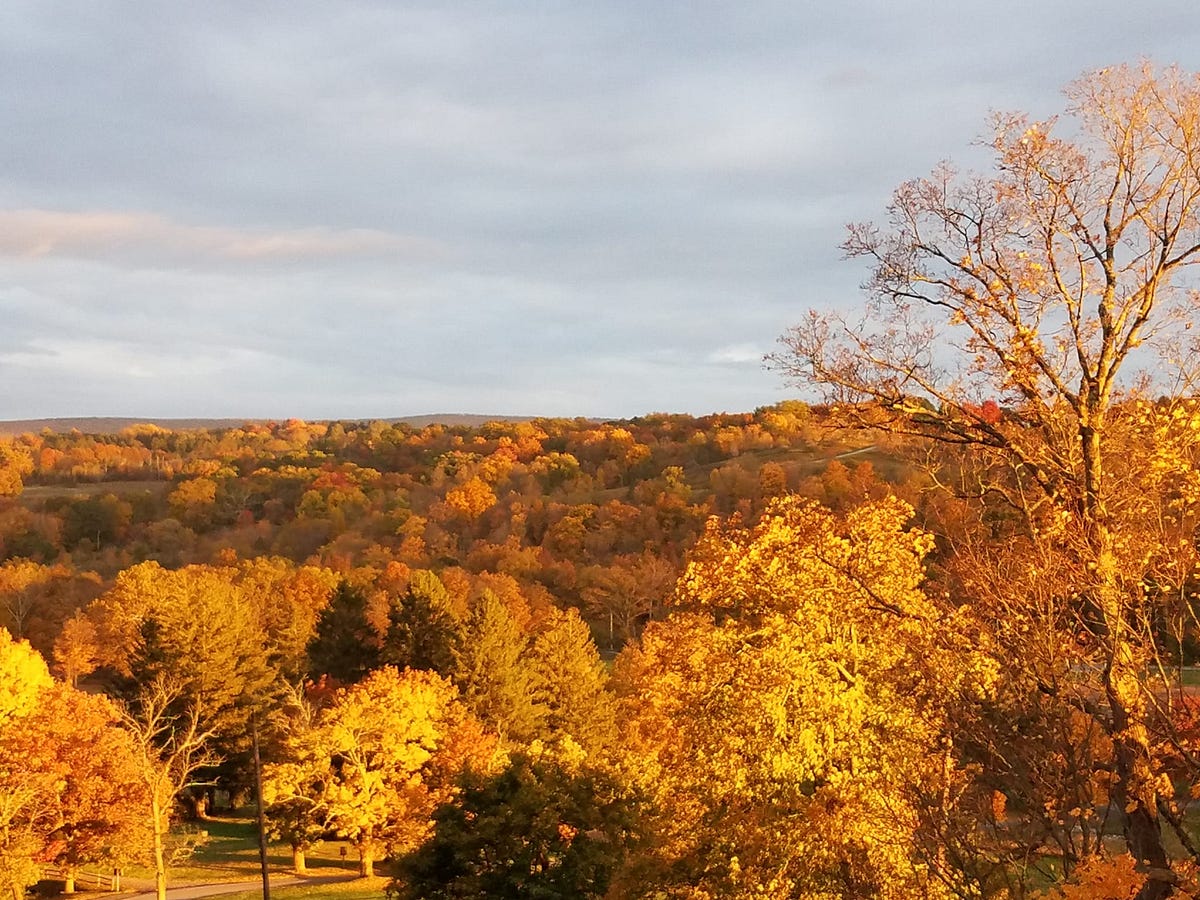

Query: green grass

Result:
[215,877,388,900]
[120,815,362,886]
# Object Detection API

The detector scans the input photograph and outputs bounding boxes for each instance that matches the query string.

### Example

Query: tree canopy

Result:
[773,63,1200,899]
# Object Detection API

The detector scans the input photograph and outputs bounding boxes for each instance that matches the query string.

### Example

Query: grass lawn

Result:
[213,877,389,900]
[120,815,362,885]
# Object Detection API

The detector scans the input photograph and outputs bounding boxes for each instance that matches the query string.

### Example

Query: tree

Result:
[0,627,50,723]
[19,686,151,892]
[266,667,496,878]
[234,558,338,682]
[453,591,542,743]
[261,685,326,875]
[0,560,102,654]
[443,477,497,522]
[0,559,48,642]
[0,631,149,900]
[0,442,31,499]
[526,608,616,756]
[59,493,132,550]
[379,571,461,676]
[616,498,978,899]
[167,477,219,531]
[581,553,675,647]
[394,746,642,900]
[120,676,219,900]
[0,631,57,900]
[306,580,380,684]
[85,563,275,740]
[771,64,1200,898]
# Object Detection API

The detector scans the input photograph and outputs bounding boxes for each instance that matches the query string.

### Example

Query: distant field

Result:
[20,480,170,501]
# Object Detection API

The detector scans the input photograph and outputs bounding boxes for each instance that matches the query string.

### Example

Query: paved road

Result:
[122,873,360,900]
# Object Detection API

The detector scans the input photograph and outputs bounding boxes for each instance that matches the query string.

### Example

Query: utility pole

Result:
[251,715,270,900]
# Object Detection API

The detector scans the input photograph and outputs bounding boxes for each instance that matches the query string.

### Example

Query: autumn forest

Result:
[9,63,1200,900]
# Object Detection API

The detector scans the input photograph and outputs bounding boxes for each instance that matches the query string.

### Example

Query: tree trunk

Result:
[1075,424,1166,900]
[358,848,373,879]
[1096,561,1172,900]
[1107,660,1172,900]
[1083,424,1173,900]
[292,846,307,876]
[152,796,167,900]
[63,872,75,894]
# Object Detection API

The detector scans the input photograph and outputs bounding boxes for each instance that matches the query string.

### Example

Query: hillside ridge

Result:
[0,414,543,436]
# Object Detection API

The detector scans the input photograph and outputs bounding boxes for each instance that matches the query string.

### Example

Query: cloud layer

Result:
[2,1,1197,419]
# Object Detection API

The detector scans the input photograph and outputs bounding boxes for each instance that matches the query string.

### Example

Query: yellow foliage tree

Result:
[233,557,338,680]
[0,630,150,900]
[82,562,274,735]
[443,477,497,521]
[617,497,982,899]
[0,627,51,724]
[265,667,499,878]
[0,442,32,499]
[167,477,218,530]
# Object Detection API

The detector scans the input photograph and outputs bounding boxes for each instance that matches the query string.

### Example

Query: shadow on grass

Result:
[122,814,360,884]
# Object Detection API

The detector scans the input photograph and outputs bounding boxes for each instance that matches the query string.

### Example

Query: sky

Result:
[2,1,1199,421]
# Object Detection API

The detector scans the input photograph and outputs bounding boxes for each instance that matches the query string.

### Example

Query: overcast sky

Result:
[1,1,1197,420]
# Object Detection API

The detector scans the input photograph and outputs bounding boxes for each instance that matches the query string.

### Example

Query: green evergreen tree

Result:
[306,580,379,684]
[380,571,461,676]
[453,590,541,742]
[394,750,643,900]
[527,608,616,756]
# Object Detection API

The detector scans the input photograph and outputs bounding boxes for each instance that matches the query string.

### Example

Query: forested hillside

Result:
[0,404,934,900]
[0,403,906,658]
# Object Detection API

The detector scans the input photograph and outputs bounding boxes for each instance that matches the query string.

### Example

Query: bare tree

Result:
[119,675,219,900]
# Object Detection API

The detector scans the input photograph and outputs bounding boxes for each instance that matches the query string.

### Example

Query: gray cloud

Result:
[1,0,1197,419]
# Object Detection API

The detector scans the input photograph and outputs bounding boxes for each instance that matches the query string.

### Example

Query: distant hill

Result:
[0,414,542,436]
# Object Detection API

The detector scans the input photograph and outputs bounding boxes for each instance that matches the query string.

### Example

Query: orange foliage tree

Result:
[773,64,1200,898]
[0,630,149,900]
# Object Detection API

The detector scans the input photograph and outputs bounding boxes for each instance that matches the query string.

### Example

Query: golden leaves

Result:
[622,498,962,898]
[0,627,51,724]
